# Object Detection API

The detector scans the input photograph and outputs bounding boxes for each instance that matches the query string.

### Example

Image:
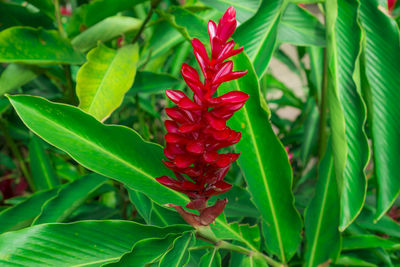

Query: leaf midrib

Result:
[234,79,285,261]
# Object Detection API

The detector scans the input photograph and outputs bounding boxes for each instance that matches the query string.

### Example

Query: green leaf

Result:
[234,0,287,78]
[0,188,59,234]
[359,0,400,220]
[66,0,146,37]
[0,221,191,266]
[326,0,368,230]
[211,216,261,251]
[0,2,53,30]
[0,64,41,96]
[159,232,195,267]
[304,145,341,267]
[219,52,302,262]
[76,44,139,121]
[29,135,59,191]
[199,248,222,267]
[278,4,325,47]
[342,235,400,251]
[7,95,189,207]
[240,254,269,267]
[356,206,400,239]
[0,27,85,65]
[199,0,260,22]
[27,0,54,19]
[106,234,181,266]
[33,173,108,224]
[130,71,180,94]
[335,255,377,267]
[128,189,185,226]
[158,7,209,44]
[71,16,142,52]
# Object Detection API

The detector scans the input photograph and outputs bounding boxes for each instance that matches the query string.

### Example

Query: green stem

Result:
[131,0,162,44]
[53,0,66,38]
[196,226,284,267]
[317,49,328,159]
[0,119,34,191]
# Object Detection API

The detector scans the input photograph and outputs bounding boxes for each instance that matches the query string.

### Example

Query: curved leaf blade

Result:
[33,173,108,224]
[0,27,85,64]
[219,52,302,262]
[71,16,142,52]
[7,95,189,207]
[0,221,190,266]
[77,44,139,121]
[0,188,59,234]
[359,0,400,220]
[29,135,59,191]
[199,0,260,23]
[0,64,40,96]
[304,145,341,267]
[199,248,221,267]
[326,0,368,230]
[234,0,286,78]
[159,231,194,267]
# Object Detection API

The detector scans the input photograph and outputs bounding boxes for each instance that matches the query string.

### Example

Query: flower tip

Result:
[226,6,236,18]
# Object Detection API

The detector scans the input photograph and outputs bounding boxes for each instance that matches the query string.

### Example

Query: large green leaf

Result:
[326,0,368,230]
[0,221,190,266]
[342,235,400,251]
[278,4,325,47]
[130,71,180,94]
[356,206,400,239]
[27,0,54,19]
[0,2,53,30]
[0,27,85,65]
[219,52,302,262]
[359,0,400,220]
[66,0,146,37]
[71,16,142,52]
[0,188,59,234]
[199,248,222,267]
[304,145,341,267]
[76,44,139,121]
[234,0,287,78]
[33,173,108,224]
[29,135,59,191]
[106,234,181,266]
[0,64,41,96]
[199,0,260,22]
[7,95,189,207]
[159,231,195,267]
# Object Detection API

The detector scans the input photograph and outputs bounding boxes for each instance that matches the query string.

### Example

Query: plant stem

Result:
[0,119,34,191]
[131,0,162,44]
[53,0,66,38]
[317,48,328,159]
[196,226,284,267]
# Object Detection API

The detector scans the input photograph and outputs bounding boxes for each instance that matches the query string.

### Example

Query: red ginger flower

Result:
[388,0,397,14]
[156,6,248,227]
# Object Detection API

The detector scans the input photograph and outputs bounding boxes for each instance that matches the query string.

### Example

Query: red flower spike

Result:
[388,0,397,14]
[156,6,248,227]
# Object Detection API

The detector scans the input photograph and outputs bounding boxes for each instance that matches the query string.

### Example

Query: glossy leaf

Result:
[7,95,189,207]
[304,145,341,267]
[234,0,286,78]
[359,0,400,220]
[342,235,400,251]
[33,173,108,224]
[0,188,59,234]
[130,71,180,93]
[27,0,54,19]
[240,254,269,267]
[278,4,325,47]
[0,221,191,266]
[66,0,146,37]
[0,2,53,30]
[199,248,222,267]
[76,44,139,121]
[29,135,59,191]
[335,255,376,267]
[0,64,40,96]
[106,234,181,266]
[159,231,195,267]
[356,206,400,239]
[0,27,85,65]
[199,0,260,22]
[219,52,302,262]
[326,0,368,230]
[71,16,142,52]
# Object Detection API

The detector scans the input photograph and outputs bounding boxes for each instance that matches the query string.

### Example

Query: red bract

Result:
[156,6,248,227]
[388,0,397,14]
